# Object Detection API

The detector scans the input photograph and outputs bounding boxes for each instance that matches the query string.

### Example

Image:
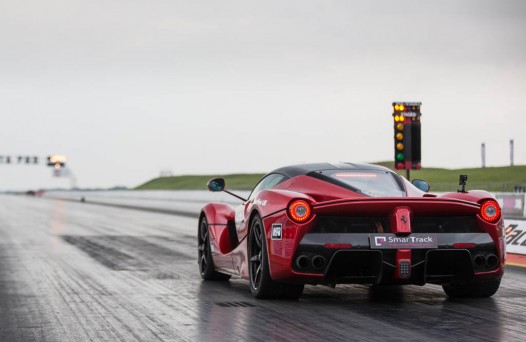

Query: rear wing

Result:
[313,198,480,217]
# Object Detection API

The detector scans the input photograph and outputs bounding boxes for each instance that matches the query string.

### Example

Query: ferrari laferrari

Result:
[198,163,505,299]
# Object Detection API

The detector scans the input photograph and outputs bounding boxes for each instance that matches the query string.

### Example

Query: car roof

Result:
[269,162,393,178]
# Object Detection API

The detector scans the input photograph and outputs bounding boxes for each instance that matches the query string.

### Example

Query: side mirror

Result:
[207,178,225,192]
[207,177,248,202]
[412,179,430,193]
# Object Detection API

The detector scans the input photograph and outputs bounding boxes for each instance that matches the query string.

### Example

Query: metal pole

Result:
[406,169,410,181]
[481,143,486,168]
[510,139,514,166]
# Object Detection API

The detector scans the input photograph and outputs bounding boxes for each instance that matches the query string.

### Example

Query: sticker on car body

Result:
[271,224,282,240]
[253,198,268,206]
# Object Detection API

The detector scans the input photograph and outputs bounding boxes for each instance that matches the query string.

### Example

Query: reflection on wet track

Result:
[0,195,525,341]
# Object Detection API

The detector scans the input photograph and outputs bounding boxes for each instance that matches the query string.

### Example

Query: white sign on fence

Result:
[505,219,526,255]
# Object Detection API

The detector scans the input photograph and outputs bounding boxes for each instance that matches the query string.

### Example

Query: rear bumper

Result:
[274,232,504,285]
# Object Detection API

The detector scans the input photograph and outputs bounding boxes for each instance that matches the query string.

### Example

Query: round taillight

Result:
[480,200,501,223]
[288,200,312,223]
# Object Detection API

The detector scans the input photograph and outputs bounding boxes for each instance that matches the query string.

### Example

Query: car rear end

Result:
[271,197,504,291]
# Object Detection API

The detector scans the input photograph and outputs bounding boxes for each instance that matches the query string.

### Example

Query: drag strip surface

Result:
[1,195,525,341]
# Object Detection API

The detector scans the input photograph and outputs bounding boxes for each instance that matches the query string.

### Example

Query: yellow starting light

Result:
[47,154,66,168]
[396,143,404,151]
[49,155,67,163]
[396,123,404,131]
[394,104,399,111]
[400,104,405,111]
[396,133,403,141]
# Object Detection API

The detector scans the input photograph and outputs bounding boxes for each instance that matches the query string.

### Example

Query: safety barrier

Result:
[43,190,526,256]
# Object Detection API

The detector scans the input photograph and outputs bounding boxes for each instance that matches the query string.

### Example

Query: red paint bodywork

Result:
[200,168,505,285]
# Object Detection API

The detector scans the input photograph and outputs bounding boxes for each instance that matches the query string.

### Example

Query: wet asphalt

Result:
[0,195,525,342]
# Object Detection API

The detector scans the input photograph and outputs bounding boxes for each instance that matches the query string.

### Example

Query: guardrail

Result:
[42,190,526,218]
[39,190,526,257]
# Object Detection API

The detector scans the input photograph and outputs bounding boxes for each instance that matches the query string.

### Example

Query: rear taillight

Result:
[480,200,501,223]
[288,200,312,223]
[453,243,476,249]
[324,243,353,249]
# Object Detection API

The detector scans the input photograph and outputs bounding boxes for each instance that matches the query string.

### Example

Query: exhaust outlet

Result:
[295,255,311,270]
[312,255,326,270]
[486,254,499,269]
[473,254,486,268]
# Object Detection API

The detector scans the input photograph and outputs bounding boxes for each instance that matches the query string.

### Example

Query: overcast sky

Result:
[1,0,525,190]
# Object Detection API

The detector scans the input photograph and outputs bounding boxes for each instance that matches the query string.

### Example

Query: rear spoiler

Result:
[313,198,480,217]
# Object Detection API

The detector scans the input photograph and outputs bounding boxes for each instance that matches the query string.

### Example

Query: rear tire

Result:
[280,283,305,299]
[248,215,304,299]
[198,216,231,281]
[442,279,500,298]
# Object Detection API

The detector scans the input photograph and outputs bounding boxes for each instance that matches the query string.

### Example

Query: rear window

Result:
[320,170,405,197]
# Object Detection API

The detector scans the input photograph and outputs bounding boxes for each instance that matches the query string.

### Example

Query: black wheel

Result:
[198,216,231,281]
[248,215,304,299]
[280,283,305,299]
[442,279,501,298]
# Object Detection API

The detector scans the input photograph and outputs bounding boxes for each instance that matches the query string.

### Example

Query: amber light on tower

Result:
[47,154,67,168]
[392,102,422,171]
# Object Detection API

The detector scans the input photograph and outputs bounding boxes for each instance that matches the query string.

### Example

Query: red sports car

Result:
[198,163,505,299]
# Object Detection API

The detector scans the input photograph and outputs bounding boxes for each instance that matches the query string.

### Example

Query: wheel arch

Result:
[248,209,261,228]
[198,211,207,228]
[247,209,263,249]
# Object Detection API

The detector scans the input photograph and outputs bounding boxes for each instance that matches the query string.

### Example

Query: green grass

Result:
[136,174,265,191]
[375,162,526,192]
[135,163,526,192]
